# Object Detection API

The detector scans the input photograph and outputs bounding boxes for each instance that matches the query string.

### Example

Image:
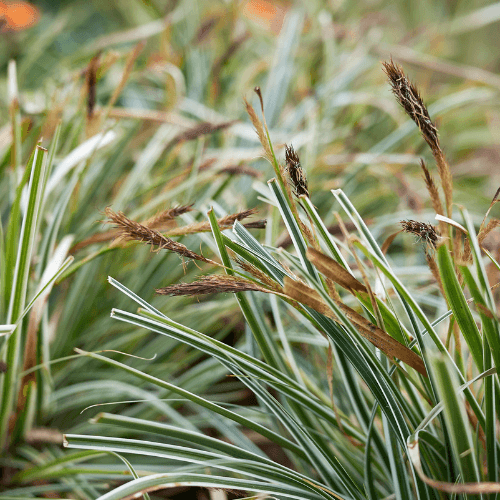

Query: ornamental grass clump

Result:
[56,62,500,499]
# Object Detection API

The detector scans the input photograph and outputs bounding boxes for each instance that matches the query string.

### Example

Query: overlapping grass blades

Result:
[3,3,500,499]
[60,59,500,497]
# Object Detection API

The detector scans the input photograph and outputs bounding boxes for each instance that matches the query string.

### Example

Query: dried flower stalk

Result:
[195,16,218,44]
[164,209,266,237]
[212,32,250,86]
[462,188,500,263]
[478,219,500,247]
[105,207,215,264]
[141,204,194,227]
[105,42,145,113]
[70,204,193,253]
[425,250,446,298]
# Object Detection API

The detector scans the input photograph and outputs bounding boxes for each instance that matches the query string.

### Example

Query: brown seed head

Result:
[105,207,214,263]
[383,60,439,152]
[156,275,266,296]
[285,144,309,198]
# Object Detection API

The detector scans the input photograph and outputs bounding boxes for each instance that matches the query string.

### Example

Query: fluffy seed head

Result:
[401,219,440,248]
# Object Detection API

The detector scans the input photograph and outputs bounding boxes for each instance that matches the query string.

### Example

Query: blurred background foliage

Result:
[1,0,500,498]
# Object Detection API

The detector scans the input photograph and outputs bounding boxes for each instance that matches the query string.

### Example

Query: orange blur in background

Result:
[242,0,287,34]
[0,1,40,32]
[0,1,285,34]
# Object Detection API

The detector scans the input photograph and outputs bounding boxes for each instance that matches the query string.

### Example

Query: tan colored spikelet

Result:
[434,153,454,219]
[244,96,273,163]
[425,251,446,298]
[420,159,444,216]
[166,120,236,149]
[478,218,500,247]
[164,209,265,237]
[141,204,194,227]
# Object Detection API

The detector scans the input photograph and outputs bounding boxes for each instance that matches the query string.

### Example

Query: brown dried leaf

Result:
[306,247,367,294]
[408,439,500,494]
[284,277,427,376]
[478,218,500,247]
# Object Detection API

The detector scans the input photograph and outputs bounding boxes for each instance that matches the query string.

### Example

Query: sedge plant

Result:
[43,61,500,499]
[3,2,500,498]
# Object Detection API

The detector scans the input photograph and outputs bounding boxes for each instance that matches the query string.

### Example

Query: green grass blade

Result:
[436,244,483,370]
[268,178,318,277]
[64,435,331,500]
[208,208,286,370]
[1,146,48,448]
[74,349,306,459]
[430,354,482,485]
[300,196,350,269]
